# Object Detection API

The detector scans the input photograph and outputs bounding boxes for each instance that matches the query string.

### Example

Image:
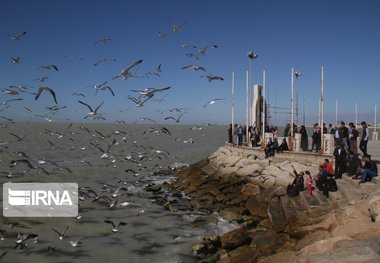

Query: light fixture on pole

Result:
[294,71,302,128]
[247,51,258,142]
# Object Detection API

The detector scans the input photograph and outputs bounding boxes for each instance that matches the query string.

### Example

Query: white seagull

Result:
[104,220,127,233]
[11,31,27,41]
[78,100,104,119]
[35,87,58,104]
[181,65,207,72]
[203,98,225,108]
[112,59,143,80]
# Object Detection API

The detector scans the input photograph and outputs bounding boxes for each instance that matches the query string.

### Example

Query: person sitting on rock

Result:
[269,137,279,156]
[357,155,378,184]
[287,165,305,197]
[277,138,289,153]
[347,151,361,176]
[321,159,334,177]
[264,137,273,158]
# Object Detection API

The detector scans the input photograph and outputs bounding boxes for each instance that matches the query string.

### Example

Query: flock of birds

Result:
[2,22,227,125]
[0,117,212,259]
[0,21,227,261]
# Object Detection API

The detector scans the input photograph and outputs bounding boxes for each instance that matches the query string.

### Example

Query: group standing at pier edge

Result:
[228,120,371,157]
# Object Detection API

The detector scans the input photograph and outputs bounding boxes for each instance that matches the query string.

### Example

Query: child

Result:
[306,171,313,196]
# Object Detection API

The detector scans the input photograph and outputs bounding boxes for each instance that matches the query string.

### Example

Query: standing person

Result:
[359,121,369,156]
[249,126,257,147]
[284,123,290,138]
[306,171,313,196]
[333,143,347,179]
[349,123,359,154]
[228,124,233,144]
[299,125,308,151]
[339,121,349,153]
[237,125,244,146]
[233,124,238,145]
[243,125,247,143]
[315,127,322,153]
[311,123,318,152]
[329,124,335,134]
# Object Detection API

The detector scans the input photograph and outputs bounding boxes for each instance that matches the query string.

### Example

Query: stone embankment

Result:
[152,146,380,262]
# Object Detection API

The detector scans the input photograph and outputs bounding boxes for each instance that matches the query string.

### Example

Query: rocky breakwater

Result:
[147,146,380,262]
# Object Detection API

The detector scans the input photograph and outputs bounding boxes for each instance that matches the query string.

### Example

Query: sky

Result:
[1,0,379,126]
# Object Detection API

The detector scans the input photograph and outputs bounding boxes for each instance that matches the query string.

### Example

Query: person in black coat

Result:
[228,124,233,144]
[299,125,308,151]
[333,143,347,179]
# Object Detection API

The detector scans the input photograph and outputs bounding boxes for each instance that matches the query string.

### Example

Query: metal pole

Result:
[318,96,321,127]
[303,96,306,126]
[246,70,249,143]
[262,70,266,145]
[232,72,234,127]
[375,104,377,133]
[291,68,294,139]
[231,72,235,145]
[274,88,277,126]
[335,100,338,125]
[355,102,358,127]
[249,60,252,126]
[295,73,299,128]
[321,66,324,154]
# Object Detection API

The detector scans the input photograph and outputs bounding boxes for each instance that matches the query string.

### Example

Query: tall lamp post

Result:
[247,51,258,144]
[294,71,302,128]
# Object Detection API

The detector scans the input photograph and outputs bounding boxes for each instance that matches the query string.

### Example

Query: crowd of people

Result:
[228,120,372,157]
[228,120,378,198]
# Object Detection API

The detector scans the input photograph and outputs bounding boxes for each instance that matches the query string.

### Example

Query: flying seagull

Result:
[94,58,117,66]
[104,220,127,233]
[200,74,224,82]
[51,225,69,240]
[11,31,27,41]
[35,87,58,104]
[15,233,39,250]
[94,38,112,44]
[294,71,302,78]
[198,45,218,56]
[11,57,21,64]
[78,100,104,119]
[203,98,225,108]
[33,76,49,82]
[131,86,171,97]
[171,22,185,33]
[112,59,143,80]
[164,112,187,123]
[181,65,207,72]
[37,65,59,71]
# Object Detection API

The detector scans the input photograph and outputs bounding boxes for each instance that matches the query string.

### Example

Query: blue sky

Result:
[1,0,379,125]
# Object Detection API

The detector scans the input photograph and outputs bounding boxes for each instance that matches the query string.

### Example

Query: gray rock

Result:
[308,246,380,263]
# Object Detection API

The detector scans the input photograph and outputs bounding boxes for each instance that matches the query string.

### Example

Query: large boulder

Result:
[247,173,276,189]
[219,245,258,263]
[246,196,268,218]
[308,246,380,263]
[295,235,353,263]
[220,226,250,249]
[369,195,380,222]
[257,251,296,263]
[290,213,338,238]
[240,183,261,197]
